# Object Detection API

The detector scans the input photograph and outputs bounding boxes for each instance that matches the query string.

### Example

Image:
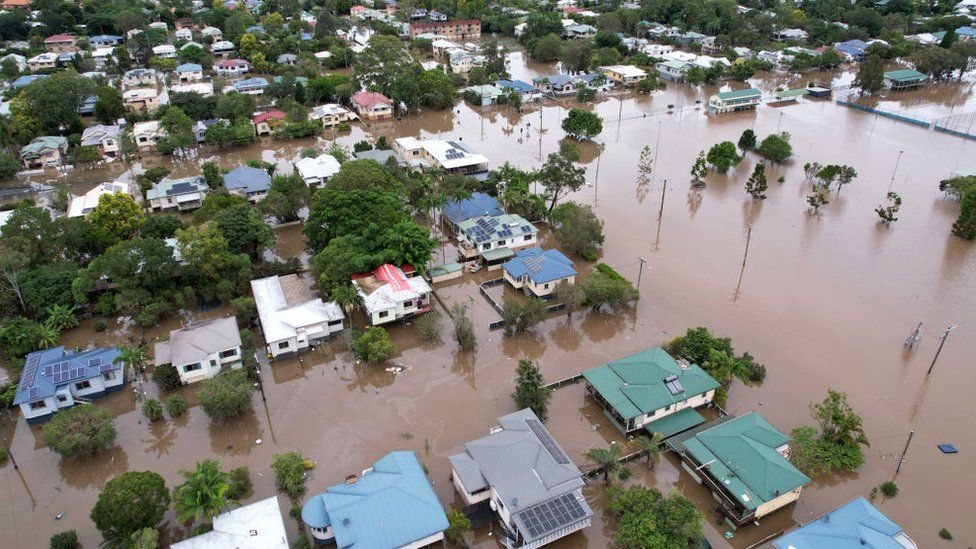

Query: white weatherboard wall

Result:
[633,389,714,429]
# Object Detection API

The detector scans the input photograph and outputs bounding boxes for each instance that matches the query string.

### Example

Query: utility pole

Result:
[469,295,475,326]
[0,434,16,469]
[616,95,623,140]
[658,179,667,219]
[652,120,662,181]
[594,142,604,206]
[895,430,914,475]
[733,226,753,301]
[888,150,905,193]
[927,324,956,376]
[637,257,646,290]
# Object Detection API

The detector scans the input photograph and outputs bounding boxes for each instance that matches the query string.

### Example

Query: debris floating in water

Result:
[55,512,64,521]
[938,443,958,454]
[255,439,263,445]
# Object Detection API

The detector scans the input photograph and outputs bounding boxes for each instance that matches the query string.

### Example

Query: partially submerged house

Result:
[172,496,288,549]
[773,497,917,549]
[601,64,647,86]
[442,192,503,232]
[12,346,125,423]
[449,409,593,548]
[252,110,285,136]
[133,120,165,151]
[20,135,68,168]
[80,124,122,157]
[154,317,242,385]
[502,247,576,298]
[456,213,538,267]
[294,154,341,188]
[350,91,394,120]
[582,346,720,436]
[67,181,132,218]
[708,88,762,114]
[667,412,810,527]
[352,264,433,325]
[309,103,357,126]
[883,69,927,90]
[393,137,489,176]
[302,451,448,548]
[251,274,345,359]
[146,176,208,212]
[224,165,271,202]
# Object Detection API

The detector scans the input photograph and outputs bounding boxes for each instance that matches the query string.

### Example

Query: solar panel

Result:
[88,357,102,368]
[29,387,39,399]
[664,375,685,395]
[525,418,570,464]
[518,492,588,539]
[99,362,116,373]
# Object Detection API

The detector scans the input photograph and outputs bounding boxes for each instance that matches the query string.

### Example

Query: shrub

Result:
[97,293,116,316]
[500,298,547,336]
[451,303,476,351]
[49,530,78,549]
[789,426,865,477]
[351,326,395,363]
[445,509,472,543]
[413,312,442,342]
[757,132,793,162]
[880,481,898,497]
[939,528,952,540]
[152,363,182,391]
[617,466,631,481]
[293,532,312,549]
[272,450,311,500]
[196,370,253,422]
[226,467,252,500]
[165,395,187,418]
[142,399,163,422]
[336,122,351,132]
[231,297,257,328]
[42,405,116,458]
[581,264,639,312]
[94,319,108,332]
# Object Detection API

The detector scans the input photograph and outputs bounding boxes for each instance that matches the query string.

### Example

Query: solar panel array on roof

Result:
[29,386,39,399]
[664,375,685,395]
[519,491,589,539]
[525,418,570,464]
[444,148,466,160]
[99,362,117,373]
[88,357,102,368]
[167,181,198,195]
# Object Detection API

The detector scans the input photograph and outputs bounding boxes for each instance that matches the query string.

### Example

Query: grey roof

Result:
[224,165,271,194]
[80,124,122,146]
[154,316,241,367]
[352,149,406,166]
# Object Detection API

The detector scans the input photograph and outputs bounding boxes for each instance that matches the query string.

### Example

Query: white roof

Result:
[354,273,432,314]
[124,87,158,101]
[153,44,176,54]
[250,275,344,344]
[67,181,131,218]
[295,154,341,181]
[663,50,698,62]
[602,64,647,78]
[133,120,162,137]
[29,52,57,62]
[310,103,353,120]
[423,139,488,170]
[211,40,234,51]
[170,82,214,96]
[0,210,14,229]
[154,316,241,367]
[171,496,288,549]
[314,50,332,59]
[92,47,114,58]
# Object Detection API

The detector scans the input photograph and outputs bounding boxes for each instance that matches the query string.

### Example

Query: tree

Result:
[581,264,639,312]
[177,223,252,302]
[42,405,116,458]
[512,359,552,421]
[152,364,182,392]
[215,93,257,123]
[757,133,793,162]
[585,443,623,484]
[196,370,253,422]
[95,87,125,124]
[414,312,442,342]
[745,162,768,200]
[807,183,830,213]
[451,303,476,351]
[271,450,311,500]
[875,192,902,224]
[553,281,585,316]
[141,216,185,240]
[632,433,664,469]
[91,471,170,546]
[813,390,870,447]
[789,425,865,477]
[706,141,742,173]
[559,39,592,72]
[539,141,586,214]
[856,54,885,93]
[353,35,419,105]
[913,46,966,80]
[529,33,563,62]
[21,71,97,132]
[500,298,547,336]
[173,460,231,526]
[552,202,604,260]
[88,192,145,244]
[211,204,274,258]
[166,395,187,417]
[952,187,976,239]
[0,151,19,179]
[142,398,163,422]
[637,145,654,180]
[158,106,196,156]
[738,129,757,150]
[130,528,159,549]
[351,326,396,363]
[690,151,707,188]
[49,530,78,549]
[561,108,603,141]
[262,174,310,223]
[226,467,252,500]
[445,509,472,544]
[606,485,703,548]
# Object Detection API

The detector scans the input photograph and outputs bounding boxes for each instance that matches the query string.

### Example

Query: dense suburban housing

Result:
[153,317,243,385]
[409,19,481,40]
[251,274,345,359]
[12,347,125,423]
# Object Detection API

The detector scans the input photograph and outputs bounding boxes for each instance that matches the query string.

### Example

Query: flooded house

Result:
[251,274,345,359]
[502,247,577,298]
[708,88,762,114]
[393,137,489,176]
[309,103,357,126]
[146,176,208,212]
[449,409,594,548]
[532,74,580,97]
[302,451,448,548]
[600,64,648,87]
[154,317,242,385]
[223,165,271,202]
[294,154,341,188]
[133,120,165,151]
[80,124,122,157]
[19,135,68,168]
[12,347,125,423]
[772,497,918,549]
[408,19,481,40]
[883,69,927,90]
[67,181,133,218]
[352,264,433,325]
[252,110,285,136]
[456,213,539,268]
[582,347,720,437]
[667,412,811,527]
[172,496,288,548]
[350,91,394,120]
[442,192,504,233]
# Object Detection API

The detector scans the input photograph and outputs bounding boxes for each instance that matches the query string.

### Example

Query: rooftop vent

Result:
[676,358,691,370]
[249,530,258,536]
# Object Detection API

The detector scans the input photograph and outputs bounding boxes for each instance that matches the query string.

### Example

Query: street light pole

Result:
[927,324,956,376]
[888,149,905,193]
[637,257,646,290]
[0,434,16,469]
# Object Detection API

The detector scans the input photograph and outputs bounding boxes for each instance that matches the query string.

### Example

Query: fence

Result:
[480,278,569,330]
[836,100,934,127]
[837,100,976,140]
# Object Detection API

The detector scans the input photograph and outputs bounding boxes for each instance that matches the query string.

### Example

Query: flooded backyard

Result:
[2,66,976,548]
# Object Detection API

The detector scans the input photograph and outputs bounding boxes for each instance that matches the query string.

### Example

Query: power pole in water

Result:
[888,150,905,193]
[0,434,16,469]
[904,321,922,350]
[637,257,646,290]
[927,324,956,376]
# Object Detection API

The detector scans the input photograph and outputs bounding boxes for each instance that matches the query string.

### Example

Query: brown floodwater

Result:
[2,63,976,548]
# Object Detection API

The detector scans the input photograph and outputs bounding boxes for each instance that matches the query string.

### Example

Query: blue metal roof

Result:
[176,63,202,72]
[443,192,503,225]
[13,346,122,405]
[301,451,448,548]
[12,74,47,89]
[503,247,577,284]
[496,79,535,93]
[773,498,911,549]
[232,77,268,90]
[223,166,271,194]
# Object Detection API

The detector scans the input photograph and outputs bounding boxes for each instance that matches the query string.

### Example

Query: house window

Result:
[378,311,389,318]
[403,300,413,308]
[544,283,550,289]
[277,341,289,350]
[184,363,203,372]
[29,401,46,411]
[524,235,532,241]
[219,349,237,359]
[75,380,92,391]
[57,395,68,403]
[210,359,217,367]
[102,371,117,381]
[328,319,343,326]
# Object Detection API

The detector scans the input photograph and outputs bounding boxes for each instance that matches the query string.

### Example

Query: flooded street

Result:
[2,65,976,548]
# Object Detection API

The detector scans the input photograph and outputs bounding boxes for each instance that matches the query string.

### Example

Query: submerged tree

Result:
[737,128,756,151]
[875,192,902,224]
[689,151,707,188]
[745,162,768,200]
[585,443,623,484]
[706,141,742,173]
[631,432,664,470]
[952,188,976,240]
[450,302,476,351]
[91,471,170,546]
[512,359,552,421]
[539,141,587,214]
[807,184,830,213]
[637,145,654,180]
[173,460,231,527]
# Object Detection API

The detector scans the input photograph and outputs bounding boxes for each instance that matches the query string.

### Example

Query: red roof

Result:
[44,33,75,43]
[350,5,366,11]
[563,6,581,13]
[215,58,248,67]
[351,91,392,109]
[1,0,31,7]
[252,111,285,125]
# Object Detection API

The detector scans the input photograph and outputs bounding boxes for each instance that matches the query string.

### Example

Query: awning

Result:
[481,247,515,262]
[644,407,706,439]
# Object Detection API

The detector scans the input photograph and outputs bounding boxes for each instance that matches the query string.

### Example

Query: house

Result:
[657,59,693,81]
[175,62,204,82]
[89,34,123,47]
[393,137,489,175]
[27,52,57,71]
[67,181,131,217]
[276,53,297,65]
[122,68,157,87]
[773,497,917,549]
[352,264,433,325]
[449,49,477,73]
[133,120,165,150]
[146,176,208,212]
[148,21,168,31]
[456,213,538,266]
[152,44,177,58]
[884,69,927,90]
[350,91,394,120]
[409,19,481,40]
[295,154,341,187]
[302,452,448,547]
[224,165,271,201]
[449,409,593,548]
[214,58,250,76]
[429,9,448,21]
[20,135,68,168]
[564,23,597,39]
[443,192,503,232]
[834,39,869,61]
[12,346,125,423]
[154,317,242,385]
[309,103,356,126]
[80,125,122,156]
[211,40,235,57]
[170,81,215,97]
[496,79,536,97]
[123,87,159,111]
[175,28,193,41]
[0,53,26,72]
[0,0,30,9]
[774,28,809,41]
[91,47,115,68]
[252,111,285,136]
[43,33,76,52]
[601,64,647,86]
[181,41,205,53]
[666,412,811,526]
[192,119,223,142]
[352,149,406,166]
[532,74,580,96]
[502,247,577,298]
[251,274,345,359]
[172,496,287,549]
[708,88,762,114]
[582,346,720,436]
[230,77,268,95]
[201,26,223,40]
[11,74,47,89]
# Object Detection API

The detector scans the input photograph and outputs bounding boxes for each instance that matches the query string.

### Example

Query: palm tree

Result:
[44,304,78,332]
[585,443,623,485]
[173,460,231,526]
[631,433,664,470]
[36,322,60,349]
[330,284,359,315]
[115,345,148,373]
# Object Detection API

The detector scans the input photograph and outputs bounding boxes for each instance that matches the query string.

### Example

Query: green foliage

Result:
[880,481,898,497]
[952,188,976,240]
[232,297,257,328]
[140,215,185,240]
[664,327,766,388]
[501,298,548,336]
[271,450,311,501]
[445,509,472,544]
[153,364,182,392]
[42,405,116,458]
[580,264,638,312]
[632,433,664,470]
[0,151,19,179]
[706,141,742,173]
[21,71,97,133]
[738,129,756,150]
[201,162,222,189]
[196,370,253,422]
[529,33,563,62]
[226,467,252,500]
[70,146,102,164]
[175,223,252,303]
[746,162,768,199]
[351,326,396,364]
[637,146,654,179]
[606,485,704,548]
[513,359,552,421]
[757,132,793,162]
[938,176,976,200]
[807,183,830,213]
[49,530,78,549]
[142,398,163,422]
[91,471,170,546]
[875,192,902,224]
[304,183,408,254]
[451,303,476,351]
[165,395,187,418]
[174,459,231,525]
[540,141,586,214]
[262,174,311,223]
[211,204,275,258]
[939,528,952,540]
[414,312,442,342]
[585,443,623,484]
[88,192,145,244]
[561,108,603,141]
[814,389,869,447]
[789,426,865,477]
[0,381,17,408]
[130,527,159,549]
[690,151,707,188]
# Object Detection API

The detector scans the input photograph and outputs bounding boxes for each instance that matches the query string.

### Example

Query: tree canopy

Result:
[91,471,170,546]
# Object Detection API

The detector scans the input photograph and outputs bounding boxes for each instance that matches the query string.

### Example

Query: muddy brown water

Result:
[2,66,976,548]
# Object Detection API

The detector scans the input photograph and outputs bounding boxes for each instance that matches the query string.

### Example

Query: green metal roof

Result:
[717,88,761,100]
[482,247,515,261]
[884,69,926,82]
[644,407,705,438]
[680,413,810,511]
[428,262,462,277]
[776,89,808,99]
[582,347,721,420]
